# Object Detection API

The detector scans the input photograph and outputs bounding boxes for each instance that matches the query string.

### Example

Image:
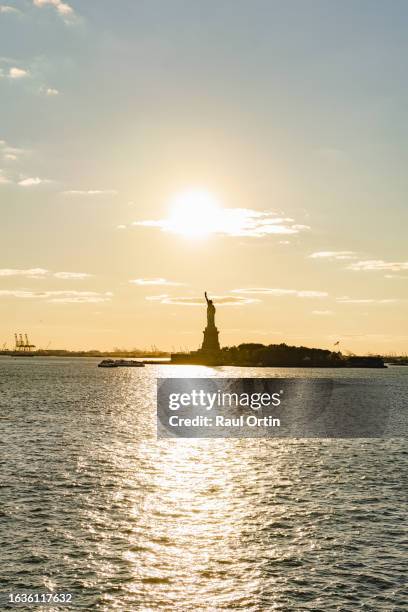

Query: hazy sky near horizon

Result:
[1,0,407,352]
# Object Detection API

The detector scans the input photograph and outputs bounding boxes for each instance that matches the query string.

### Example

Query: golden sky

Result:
[1,1,407,353]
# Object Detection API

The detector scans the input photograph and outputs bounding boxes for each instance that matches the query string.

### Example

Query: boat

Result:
[98,359,145,368]
[98,359,116,367]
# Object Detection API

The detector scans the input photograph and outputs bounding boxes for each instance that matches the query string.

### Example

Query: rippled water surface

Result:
[0,358,407,610]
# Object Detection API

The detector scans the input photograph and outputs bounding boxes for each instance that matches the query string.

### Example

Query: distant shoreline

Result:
[1,350,404,368]
[0,351,170,359]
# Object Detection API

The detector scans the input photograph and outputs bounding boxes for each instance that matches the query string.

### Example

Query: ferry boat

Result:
[98,359,145,368]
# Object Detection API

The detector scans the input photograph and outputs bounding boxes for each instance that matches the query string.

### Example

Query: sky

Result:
[0,0,407,353]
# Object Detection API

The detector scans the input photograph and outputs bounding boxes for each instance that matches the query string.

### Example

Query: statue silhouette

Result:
[202,292,220,352]
[205,291,216,328]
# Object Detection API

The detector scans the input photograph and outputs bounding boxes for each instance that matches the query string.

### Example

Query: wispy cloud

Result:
[53,271,92,280]
[18,177,50,186]
[0,290,46,299]
[336,296,398,304]
[312,310,334,315]
[146,294,258,306]
[134,208,309,238]
[309,250,357,260]
[130,278,184,287]
[8,67,29,79]
[1,61,58,94]
[0,268,48,278]
[33,0,75,22]
[0,268,91,280]
[0,139,28,161]
[0,289,112,303]
[0,167,48,188]
[384,274,408,280]
[310,252,408,274]
[62,189,117,196]
[48,291,111,303]
[145,294,169,301]
[347,259,408,272]
[232,288,328,298]
[0,5,21,14]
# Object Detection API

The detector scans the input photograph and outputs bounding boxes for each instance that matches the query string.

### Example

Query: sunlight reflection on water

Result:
[0,358,407,610]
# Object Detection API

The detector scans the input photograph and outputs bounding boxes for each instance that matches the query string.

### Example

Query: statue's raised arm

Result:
[205,291,209,304]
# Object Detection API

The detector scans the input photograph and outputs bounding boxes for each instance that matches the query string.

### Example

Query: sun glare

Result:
[168,190,222,238]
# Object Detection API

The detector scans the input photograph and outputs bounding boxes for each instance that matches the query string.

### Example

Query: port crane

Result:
[14,333,36,352]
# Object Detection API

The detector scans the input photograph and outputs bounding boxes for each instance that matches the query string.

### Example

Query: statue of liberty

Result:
[205,291,216,328]
[202,292,220,352]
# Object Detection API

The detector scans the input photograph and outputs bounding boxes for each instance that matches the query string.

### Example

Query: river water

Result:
[0,357,407,610]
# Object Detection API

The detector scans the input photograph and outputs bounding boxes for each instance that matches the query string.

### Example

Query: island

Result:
[169,293,386,368]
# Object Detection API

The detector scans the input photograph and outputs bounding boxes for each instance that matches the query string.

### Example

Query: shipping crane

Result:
[14,333,36,352]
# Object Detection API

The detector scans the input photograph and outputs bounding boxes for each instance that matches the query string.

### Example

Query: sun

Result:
[167,190,222,238]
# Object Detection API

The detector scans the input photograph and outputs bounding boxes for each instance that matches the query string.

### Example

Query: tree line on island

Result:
[216,343,386,367]
[221,343,342,366]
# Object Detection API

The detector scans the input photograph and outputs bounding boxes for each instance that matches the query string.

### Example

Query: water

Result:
[0,357,407,611]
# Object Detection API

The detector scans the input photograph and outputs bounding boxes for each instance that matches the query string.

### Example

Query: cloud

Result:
[347,259,408,272]
[384,274,408,280]
[309,251,357,260]
[18,177,49,186]
[48,291,111,303]
[53,271,91,279]
[130,278,184,287]
[8,67,29,79]
[33,0,75,21]
[134,208,309,238]
[0,139,28,161]
[232,288,328,298]
[336,296,398,304]
[0,268,48,278]
[45,87,59,96]
[0,289,112,303]
[147,294,258,306]
[145,294,170,301]
[311,253,408,272]
[312,310,334,316]
[135,220,166,228]
[62,189,117,196]
[0,5,20,13]
[0,156,44,185]
[0,290,43,299]
[0,268,91,280]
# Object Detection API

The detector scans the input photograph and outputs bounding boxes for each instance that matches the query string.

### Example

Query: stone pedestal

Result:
[201,325,220,352]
